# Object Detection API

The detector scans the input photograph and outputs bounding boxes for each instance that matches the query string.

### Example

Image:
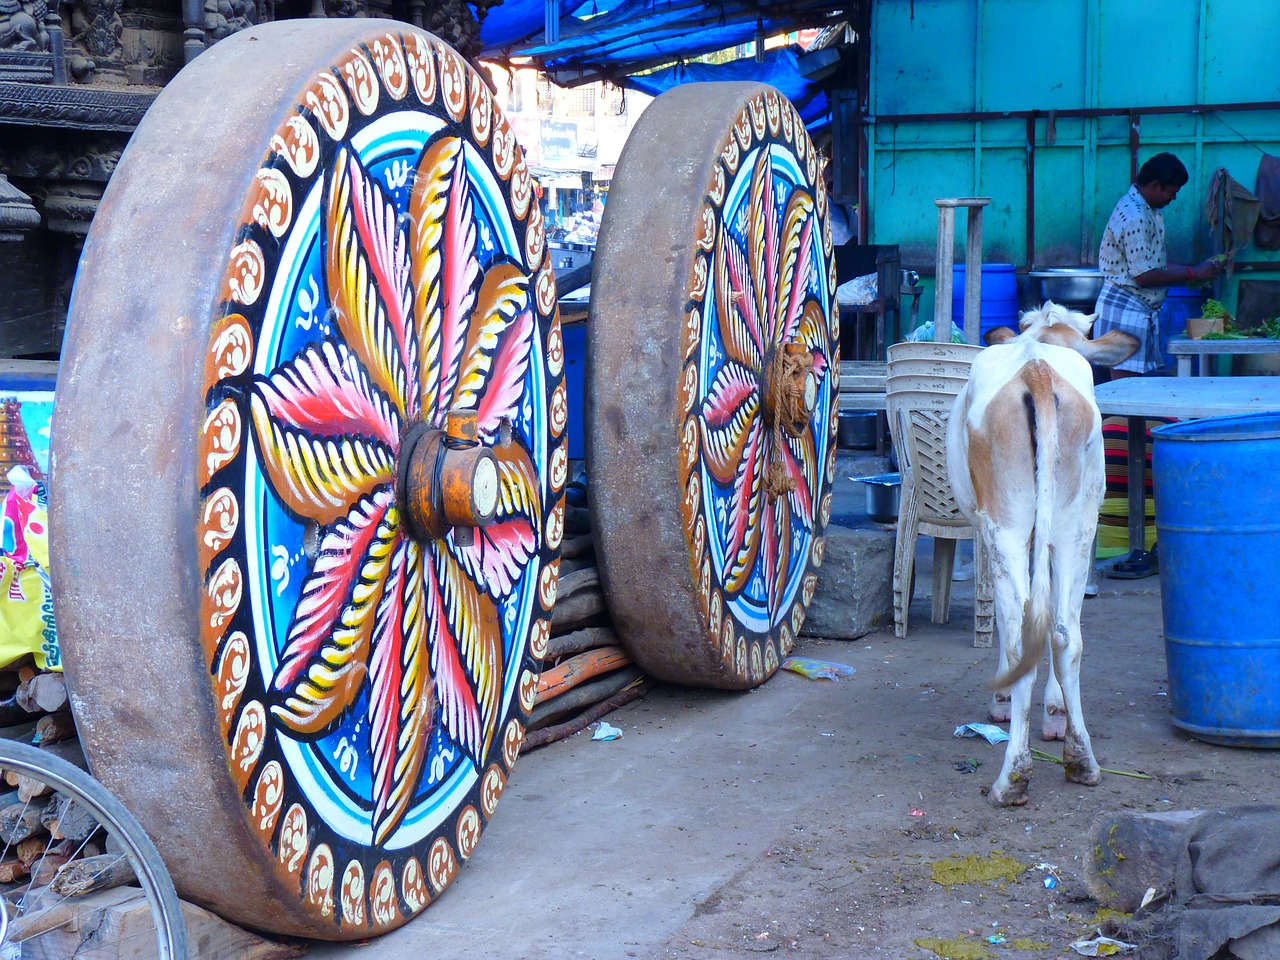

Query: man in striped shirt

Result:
[1094,152,1223,378]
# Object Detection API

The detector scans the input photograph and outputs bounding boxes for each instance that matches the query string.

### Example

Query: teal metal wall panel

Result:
[1097,3,1199,107]
[1033,147,1086,266]
[871,0,976,115]
[865,0,1280,332]
[1203,2,1280,103]
[980,0,1085,112]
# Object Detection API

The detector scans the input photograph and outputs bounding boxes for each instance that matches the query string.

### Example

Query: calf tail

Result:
[993,361,1056,690]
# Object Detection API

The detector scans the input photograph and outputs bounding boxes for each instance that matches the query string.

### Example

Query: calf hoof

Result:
[1064,759,1101,786]
[1041,705,1067,742]
[989,695,1011,723]
[987,774,1031,807]
[1064,736,1101,785]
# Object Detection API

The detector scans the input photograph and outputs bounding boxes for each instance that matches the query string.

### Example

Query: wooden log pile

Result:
[0,658,296,957]
[0,663,122,924]
[523,503,649,751]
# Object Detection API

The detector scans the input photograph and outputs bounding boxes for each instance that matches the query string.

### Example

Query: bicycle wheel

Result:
[0,738,187,959]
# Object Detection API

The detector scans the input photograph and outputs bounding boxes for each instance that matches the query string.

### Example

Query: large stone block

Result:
[1084,809,1210,911]
[801,521,894,639]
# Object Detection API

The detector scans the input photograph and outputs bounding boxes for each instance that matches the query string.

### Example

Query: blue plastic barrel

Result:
[562,320,586,459]
[952,263,1018,341]
[1158,285,1207,374]
[1153,413,1280,747]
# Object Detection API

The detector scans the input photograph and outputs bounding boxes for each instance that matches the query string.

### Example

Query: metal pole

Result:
[965,204,984,345]
[934,203,955,343]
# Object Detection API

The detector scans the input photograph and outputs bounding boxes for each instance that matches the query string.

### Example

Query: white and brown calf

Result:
[946,303,1138,806]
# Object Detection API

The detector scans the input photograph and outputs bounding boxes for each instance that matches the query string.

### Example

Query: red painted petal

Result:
[473,305,534,442]
[437,157,482,421]
[762,495,779,611]
[343,151,417,409]
[703,362,758,428]
[778,217,815,343]
[255,341,401,448]
[448,437,540,598]
[782,427,816,530]
[702,369,760,488]
[326,147,415,415]
[427,545,502,765]
[368,540,433,843]
[274,489,393,691]
[716,228,764,367]
[764,495,793,621]
[724,420,766,593]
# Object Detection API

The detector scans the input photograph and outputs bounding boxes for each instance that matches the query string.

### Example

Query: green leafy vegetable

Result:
[1202,299,1231,320]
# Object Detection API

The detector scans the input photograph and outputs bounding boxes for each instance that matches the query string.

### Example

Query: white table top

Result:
[1166,335,1280,355]
[1094,376,1280,418]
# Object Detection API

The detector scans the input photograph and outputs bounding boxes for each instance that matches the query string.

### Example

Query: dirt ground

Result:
[641,586,1278,960]
[311,572,1280,960]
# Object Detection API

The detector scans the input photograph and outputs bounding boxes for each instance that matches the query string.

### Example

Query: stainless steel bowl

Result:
[1028,268,1104,306]
[854,473,901,523]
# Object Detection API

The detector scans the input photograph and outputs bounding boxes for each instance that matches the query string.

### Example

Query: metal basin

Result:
[1028,268,1104,306]
[838,411,878,449]
[853,473,902,523]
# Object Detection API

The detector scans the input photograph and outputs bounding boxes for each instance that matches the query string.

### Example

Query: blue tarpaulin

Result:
[478,0,846,94]
[624,48,829,131]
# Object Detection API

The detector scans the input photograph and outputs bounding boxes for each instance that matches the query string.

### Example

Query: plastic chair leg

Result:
[931,537,956,624]
[893,484,920,639]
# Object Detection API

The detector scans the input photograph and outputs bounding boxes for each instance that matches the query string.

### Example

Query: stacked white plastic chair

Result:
[886,199,994,646]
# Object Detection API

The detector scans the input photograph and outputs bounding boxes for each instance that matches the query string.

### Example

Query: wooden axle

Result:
[398,410,500,543]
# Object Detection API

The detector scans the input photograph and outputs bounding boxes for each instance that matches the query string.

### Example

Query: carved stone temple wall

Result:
[0,0,498,357]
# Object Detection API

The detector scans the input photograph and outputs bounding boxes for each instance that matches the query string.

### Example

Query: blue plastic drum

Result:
[1153,413,1280,746]
[952,263,1018,342]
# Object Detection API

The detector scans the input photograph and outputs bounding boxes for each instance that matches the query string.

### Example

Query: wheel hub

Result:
[763,340,817,439]
[398,410,501,544]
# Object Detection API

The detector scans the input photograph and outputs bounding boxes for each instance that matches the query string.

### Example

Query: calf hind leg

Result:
[1042,652,1067,742]
[1050,615,1100,785]
[989,639,1011,722]
[988,574,1038,807]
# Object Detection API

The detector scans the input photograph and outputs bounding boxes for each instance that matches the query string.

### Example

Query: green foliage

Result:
[1201,299,1231,320]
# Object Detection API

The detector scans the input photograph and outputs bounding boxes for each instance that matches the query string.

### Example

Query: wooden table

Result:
[1092,377,1280,575]
[1166,334,1280,377]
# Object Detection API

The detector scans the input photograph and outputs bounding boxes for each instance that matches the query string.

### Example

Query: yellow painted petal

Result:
[774,189,816,343]
[410,136,481,424]
[429,545,503,764]
[747,150,775,339]
[271,500,400,735]
[451,262,530,411]
[251,392,396,525]
[325,147,414,415]
[714,226,763,370]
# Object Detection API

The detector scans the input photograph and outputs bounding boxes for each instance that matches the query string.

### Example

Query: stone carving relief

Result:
[203,0,261,45]
[0,0,48,51]
[69,0,121,59]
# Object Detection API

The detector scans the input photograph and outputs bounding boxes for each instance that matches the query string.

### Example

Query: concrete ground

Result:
[301,456,1261,960]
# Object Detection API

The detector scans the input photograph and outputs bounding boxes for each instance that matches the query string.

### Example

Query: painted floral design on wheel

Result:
[249,136,540,844]
[700,146,829,623]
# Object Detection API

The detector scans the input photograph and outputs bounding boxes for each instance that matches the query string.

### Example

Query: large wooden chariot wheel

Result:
[50,20,567,939]
[588,83,839,690]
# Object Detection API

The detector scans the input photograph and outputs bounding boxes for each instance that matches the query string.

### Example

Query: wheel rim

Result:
[53,20,565,938]
[588,83,838,689]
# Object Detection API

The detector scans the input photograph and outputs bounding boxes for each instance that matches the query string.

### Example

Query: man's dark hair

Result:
[1136,152,1189,187]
